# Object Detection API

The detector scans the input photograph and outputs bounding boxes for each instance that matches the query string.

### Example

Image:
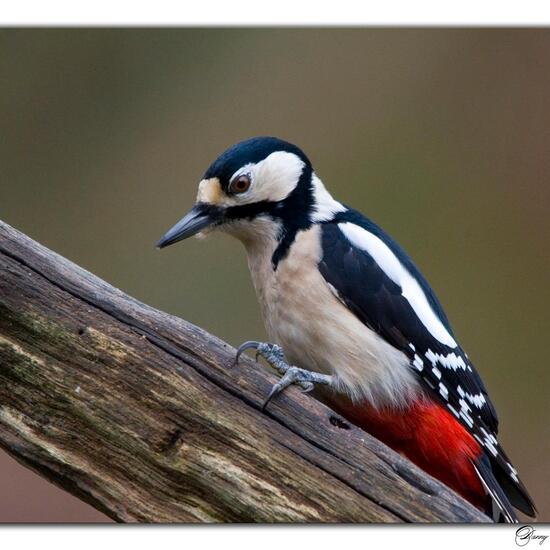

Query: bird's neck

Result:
[222,216,281,253]
[224,173,345,267]
[309,174,346,223]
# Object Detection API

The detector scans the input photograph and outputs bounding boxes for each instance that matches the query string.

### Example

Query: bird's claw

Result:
[235,340,332,411]
[235,340,286,370]
[261,366,328,410]
[235,340,260,365]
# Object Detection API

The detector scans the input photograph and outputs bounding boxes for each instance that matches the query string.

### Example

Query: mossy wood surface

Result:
[0,220,487,523]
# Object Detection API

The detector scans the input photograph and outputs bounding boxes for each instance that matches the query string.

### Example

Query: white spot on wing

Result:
[480,427,499,457]
[459,398,470,411]
[339,223,457,348]
[412,354,424,371]
[425,349,466,370]
[460,410,474,428]
[457,385,486,408]
[466,392,486,408]
[508,463,519,483]
[447,404,460,418]
[458,398,474,427]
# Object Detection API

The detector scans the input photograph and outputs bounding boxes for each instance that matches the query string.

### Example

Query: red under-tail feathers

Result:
[328,396,487,512]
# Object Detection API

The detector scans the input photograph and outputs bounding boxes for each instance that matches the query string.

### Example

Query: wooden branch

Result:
[0,219,488,523]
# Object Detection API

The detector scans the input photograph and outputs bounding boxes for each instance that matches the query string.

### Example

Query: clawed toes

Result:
[235,340,261,365]
[262,366,332,411]
[235,340,285,368]
[262,368,299,411]
[235,342,331,411]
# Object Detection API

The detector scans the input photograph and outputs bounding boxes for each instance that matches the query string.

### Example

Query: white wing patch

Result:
[339,222,457,348]
[457,385,487,408]
[425,349,468,370]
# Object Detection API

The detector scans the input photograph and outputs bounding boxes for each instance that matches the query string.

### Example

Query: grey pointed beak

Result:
[156,204,223,249]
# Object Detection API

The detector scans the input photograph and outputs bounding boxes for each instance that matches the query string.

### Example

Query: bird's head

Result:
[156,136,343,251]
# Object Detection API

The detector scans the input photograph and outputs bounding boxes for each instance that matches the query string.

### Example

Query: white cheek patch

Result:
[338,222,457,348]
[232,151,304,205]
[197,151,305,209]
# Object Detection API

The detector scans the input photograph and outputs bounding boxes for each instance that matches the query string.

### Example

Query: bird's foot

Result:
[235,340,332,410]
[261,365,333,411]
[236,341,287,371]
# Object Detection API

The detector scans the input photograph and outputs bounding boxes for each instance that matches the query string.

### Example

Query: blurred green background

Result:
[0,28,548,522]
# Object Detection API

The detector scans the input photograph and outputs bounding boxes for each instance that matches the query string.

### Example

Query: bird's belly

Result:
[267,282,418,407]
[248,226,420,408]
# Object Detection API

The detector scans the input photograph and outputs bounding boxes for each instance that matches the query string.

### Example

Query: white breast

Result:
[243,224,421,408]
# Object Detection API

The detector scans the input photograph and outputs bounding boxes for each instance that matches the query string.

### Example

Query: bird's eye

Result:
[230,174,251,194]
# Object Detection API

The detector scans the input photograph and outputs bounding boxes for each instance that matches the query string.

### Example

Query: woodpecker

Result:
[157,136,536,522]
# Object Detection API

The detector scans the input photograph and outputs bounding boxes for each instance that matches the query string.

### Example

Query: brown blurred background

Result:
[0,28,549,523]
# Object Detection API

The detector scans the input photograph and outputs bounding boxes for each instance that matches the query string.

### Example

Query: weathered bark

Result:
[0,220,487,523]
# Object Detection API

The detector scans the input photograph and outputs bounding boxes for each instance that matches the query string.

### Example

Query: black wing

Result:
[318,210,535,518]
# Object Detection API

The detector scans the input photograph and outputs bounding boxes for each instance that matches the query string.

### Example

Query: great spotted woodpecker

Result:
[157,136,536,522]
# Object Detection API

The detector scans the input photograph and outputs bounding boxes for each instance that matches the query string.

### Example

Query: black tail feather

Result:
[473,456,518,523]
[490,455,537,518]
